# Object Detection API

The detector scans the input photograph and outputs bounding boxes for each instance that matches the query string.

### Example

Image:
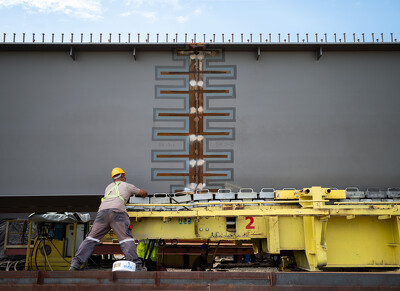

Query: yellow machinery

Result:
[127,186,400,271]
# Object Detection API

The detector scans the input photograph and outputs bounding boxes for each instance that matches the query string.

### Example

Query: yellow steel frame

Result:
[127,186,400,271]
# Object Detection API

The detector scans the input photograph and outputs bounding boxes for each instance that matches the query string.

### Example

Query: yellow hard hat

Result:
[111,167,126,178]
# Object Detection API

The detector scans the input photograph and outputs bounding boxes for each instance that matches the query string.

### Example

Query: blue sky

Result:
[0,0,399,43]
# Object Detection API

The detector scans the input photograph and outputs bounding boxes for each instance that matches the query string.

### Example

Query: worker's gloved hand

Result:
[138,189,148,197]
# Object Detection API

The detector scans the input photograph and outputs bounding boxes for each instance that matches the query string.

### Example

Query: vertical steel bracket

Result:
[69,47,75,61]
[317,47,323,61]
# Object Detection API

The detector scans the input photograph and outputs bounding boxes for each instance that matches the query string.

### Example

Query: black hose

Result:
[48,239,72,264]
[30,237,40,270]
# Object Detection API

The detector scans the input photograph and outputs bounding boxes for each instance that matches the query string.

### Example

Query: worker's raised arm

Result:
[138,189,148,197]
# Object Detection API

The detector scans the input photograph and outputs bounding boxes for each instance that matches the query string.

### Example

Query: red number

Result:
[245,217,255,229]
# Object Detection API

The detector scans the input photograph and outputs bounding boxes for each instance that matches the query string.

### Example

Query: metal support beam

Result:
[257,47,260,60]
[133,47,136,61]
[317,47,323,60]
[69,47,75,61]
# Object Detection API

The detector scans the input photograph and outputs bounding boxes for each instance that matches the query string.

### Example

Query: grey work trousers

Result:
[70,209,142,269]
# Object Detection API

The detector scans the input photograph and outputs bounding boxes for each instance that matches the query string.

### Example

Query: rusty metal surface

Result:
[1,271,400,290]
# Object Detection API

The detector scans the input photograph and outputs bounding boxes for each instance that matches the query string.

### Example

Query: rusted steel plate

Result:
[1,271,400,290]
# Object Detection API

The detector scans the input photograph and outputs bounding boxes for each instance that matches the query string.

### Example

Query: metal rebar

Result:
[306,33,308,42]
[3,33,5,43]
[32,33,35,43]
[372,33,374,42]
[315,33,318,42]
[166,33,168,43]
[269,33,271,43]
[391,33,393,42]
[109,33,112,43]
[81,33,83,43]
[324,33,327,42]
[42,33,44,43]
[194,33,196,43]
[343,33,346,42]
[176,33,178,43]
[260,33,262,43]
[128,33,130,43]
[203,34,206,43]
[147,33,149,43]
[100,33,102,43]
[241,33,243,42]
[119,33,121,43]
[297,33,299,42]
[157,33,159,43]
[213,34,215,43]
[362,33,365,42]
[13,33,16,43]
[288,33,290,43]
[278,33,280,42]
[381,33,383,42]
[232,33,234,43]
[250,33,252,43]
[71,33,73,43]
[353,33,355,42]
[90,33,93,43]
[138,33,140,43]
[185,33,187,43]
[222,33,224,43]
[23,33,25,43]
[334,33,336,42]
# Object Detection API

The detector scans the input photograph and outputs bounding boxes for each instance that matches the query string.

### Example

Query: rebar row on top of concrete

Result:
[1,32,399,44]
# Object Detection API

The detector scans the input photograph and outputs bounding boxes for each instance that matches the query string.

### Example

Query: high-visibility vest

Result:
[137,239,159,262]
[101,182,125,203]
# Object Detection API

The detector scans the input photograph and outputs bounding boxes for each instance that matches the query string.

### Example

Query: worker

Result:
[69,167,147,271]
[137,239,159,271]
[191,243,209,271]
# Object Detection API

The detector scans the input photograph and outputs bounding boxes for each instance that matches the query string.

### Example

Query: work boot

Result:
[69,266,80,271]
[136,266,147,272]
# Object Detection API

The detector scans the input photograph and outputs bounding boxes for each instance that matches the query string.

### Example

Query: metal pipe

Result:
[42,33,44,43]
[71,33,73,43]
[119,33,121,43]
[241,33,243,42]
[23,33,25,43]
[100,33,102,43]
[13,33,16,43]
[324,33,327,42]
[128,33,130,43]
[32,33,35,43]
[90,33,93,43]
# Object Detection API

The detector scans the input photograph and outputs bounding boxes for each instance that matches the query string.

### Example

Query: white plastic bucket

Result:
[112,260,136,272]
